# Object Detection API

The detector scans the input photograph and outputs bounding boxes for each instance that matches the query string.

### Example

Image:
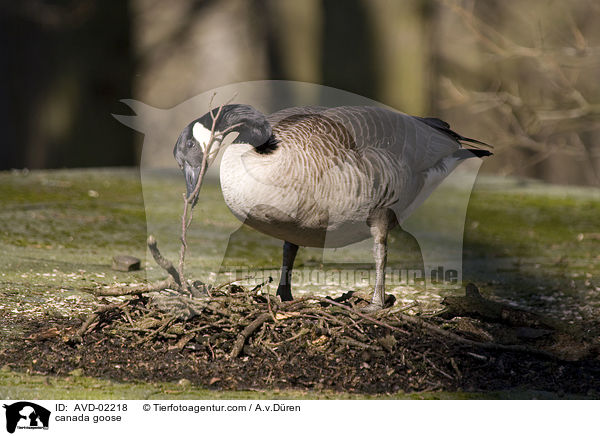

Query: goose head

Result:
[173,104,272,206]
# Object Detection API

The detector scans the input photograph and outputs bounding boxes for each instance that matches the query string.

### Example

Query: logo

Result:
[114,81,486,291]
[3,402,50,434]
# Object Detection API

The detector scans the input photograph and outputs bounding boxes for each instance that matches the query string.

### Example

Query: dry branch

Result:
[311,296,409,335]
[147,235,182,288]
[230,312,272,359]
[178,93,240,289]
[69,301,129,344]
[92,278,174,297]
[391,311,557,360]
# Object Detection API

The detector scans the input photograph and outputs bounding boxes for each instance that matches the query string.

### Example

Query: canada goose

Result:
[174,104,491,311]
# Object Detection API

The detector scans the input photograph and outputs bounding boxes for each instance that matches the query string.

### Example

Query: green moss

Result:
[0,370,584,400]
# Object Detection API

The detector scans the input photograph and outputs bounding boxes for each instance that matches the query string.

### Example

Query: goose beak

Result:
[184,162,201,206]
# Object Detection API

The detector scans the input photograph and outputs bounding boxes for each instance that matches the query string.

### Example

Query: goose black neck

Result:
[214,104,273,149]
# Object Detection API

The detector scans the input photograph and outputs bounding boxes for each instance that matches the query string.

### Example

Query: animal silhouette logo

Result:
[3,402,50,434]
[114,81,485,290]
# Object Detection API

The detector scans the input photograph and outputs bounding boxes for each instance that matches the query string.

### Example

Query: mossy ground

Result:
[0,168,598,399]
[1,369,588,400]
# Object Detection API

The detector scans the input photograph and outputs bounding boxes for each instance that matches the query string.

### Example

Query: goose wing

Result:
[266,106,328,125]
[269,106,471,170]
[317,106,465,170]
[262,106,487,224]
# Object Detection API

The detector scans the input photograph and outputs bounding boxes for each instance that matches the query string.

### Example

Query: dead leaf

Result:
[311,335,328,346]
[275,312,300,320]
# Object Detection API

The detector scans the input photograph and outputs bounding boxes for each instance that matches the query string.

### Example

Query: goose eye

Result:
[186,139,195,148]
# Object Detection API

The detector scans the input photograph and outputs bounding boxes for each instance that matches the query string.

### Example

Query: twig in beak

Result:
[177,93,239,296]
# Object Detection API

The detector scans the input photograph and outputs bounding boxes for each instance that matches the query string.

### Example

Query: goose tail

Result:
[414,116,493,150]
[452,149,493,160]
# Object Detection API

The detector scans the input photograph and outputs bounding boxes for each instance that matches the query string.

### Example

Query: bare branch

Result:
[92,279,175,297]
[147,235,182,287]
[177,93,239,293]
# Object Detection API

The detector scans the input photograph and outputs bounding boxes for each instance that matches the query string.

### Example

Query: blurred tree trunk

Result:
[261,0,322,84]
[364,0,437,115]
[0,1,135,169]
[259,0,322,105]
[320,0,378,102]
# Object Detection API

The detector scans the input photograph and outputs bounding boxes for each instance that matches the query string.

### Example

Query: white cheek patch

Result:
[192,122,213,152]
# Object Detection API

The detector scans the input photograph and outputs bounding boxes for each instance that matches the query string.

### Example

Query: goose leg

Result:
[276,241,298,301]
[363,224,388,312]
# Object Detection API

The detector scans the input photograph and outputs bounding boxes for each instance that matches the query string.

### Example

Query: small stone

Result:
[112,255,141,272]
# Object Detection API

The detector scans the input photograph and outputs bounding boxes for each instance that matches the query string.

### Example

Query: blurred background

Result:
[1,0,599,186]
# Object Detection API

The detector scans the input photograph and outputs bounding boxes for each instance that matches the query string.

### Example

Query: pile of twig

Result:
[71,284,421,360]
[73,272,569,363]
